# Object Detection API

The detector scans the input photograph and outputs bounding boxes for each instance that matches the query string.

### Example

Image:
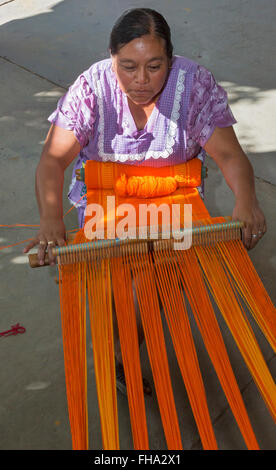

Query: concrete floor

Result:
[0,0,275,450]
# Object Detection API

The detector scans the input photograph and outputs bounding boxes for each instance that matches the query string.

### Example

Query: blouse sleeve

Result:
[48,73,96,148]
[186,65,236,148]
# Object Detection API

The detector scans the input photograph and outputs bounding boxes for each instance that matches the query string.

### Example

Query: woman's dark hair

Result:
[109,8,173,59]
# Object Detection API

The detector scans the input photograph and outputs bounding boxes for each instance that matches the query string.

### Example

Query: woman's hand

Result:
[23,217,66,265]
[232,197,267,250]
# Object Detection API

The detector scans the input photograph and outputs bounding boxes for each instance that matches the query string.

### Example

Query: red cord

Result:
[0,323,26,337]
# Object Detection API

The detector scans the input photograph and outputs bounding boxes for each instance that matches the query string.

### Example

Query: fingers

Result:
[242,222,266,251]
[22,236,48,263]
[47,241,56,266]
[23,217,67,266]
[23,236,66,265]
[232,198,267,251]
[23,238,40,253]
[249,231,259,250]
[42,237,66,266]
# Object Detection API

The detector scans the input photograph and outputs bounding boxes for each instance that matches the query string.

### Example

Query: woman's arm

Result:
[204,126,266,250]
[23,124,81,265]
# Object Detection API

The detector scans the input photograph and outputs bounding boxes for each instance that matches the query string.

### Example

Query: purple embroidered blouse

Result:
[48,55,236,215]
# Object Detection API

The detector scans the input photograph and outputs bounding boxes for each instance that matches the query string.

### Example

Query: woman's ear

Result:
[111,55,116,72]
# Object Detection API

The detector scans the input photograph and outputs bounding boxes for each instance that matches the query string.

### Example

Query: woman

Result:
[23,8,266,393]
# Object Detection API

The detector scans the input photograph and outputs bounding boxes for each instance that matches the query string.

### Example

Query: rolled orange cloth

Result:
[84,159,203,190]
[115,174,187,198]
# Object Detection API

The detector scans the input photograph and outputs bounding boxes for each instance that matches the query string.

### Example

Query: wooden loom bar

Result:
[28,220,244,267]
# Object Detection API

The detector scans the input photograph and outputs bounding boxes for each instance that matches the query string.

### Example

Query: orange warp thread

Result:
[55,160,275,451]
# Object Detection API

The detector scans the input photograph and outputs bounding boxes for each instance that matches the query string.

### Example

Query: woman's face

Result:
[111,34,171,106]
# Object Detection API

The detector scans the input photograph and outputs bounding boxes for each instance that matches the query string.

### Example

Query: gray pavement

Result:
[0,0,275,450]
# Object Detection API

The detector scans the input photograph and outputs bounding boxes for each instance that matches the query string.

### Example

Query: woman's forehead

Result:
[115,35,167,62]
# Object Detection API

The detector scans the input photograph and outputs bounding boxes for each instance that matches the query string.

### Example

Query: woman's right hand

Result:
[23,217,66,265]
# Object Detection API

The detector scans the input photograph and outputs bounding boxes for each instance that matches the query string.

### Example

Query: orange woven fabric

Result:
[84,158,202,190]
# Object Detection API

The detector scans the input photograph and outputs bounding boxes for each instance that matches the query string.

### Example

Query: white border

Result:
[92,68,186,163]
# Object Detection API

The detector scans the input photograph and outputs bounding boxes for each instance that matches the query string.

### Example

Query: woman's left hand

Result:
[232,197,267,250]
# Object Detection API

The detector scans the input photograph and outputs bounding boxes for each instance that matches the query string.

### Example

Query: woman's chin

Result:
[128,94,156,106]
[129,96,151,105]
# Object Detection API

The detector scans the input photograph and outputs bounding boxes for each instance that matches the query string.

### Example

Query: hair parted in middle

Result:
[109,8,173,59]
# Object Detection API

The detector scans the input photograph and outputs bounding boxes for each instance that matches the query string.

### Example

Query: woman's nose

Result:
[135,68,149,84]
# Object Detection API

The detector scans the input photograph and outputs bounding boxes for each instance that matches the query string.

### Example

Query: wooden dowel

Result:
[28,252,51,268]
[28,221,243,268]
